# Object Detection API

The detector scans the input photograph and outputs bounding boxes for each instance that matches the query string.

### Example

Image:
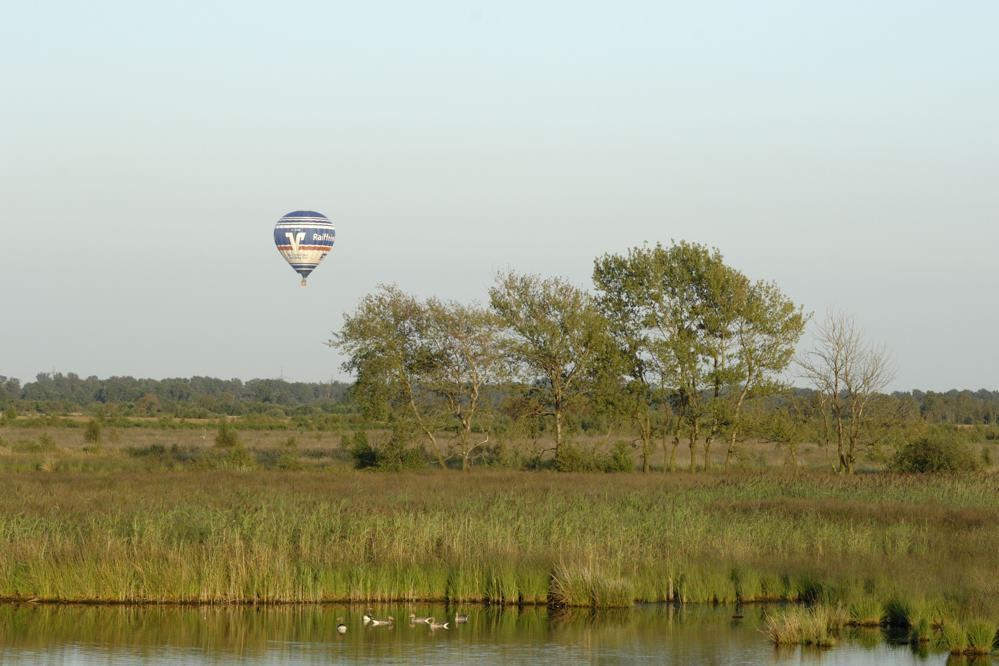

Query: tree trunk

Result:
[724,430,737,470]
[554,407,564,462]
[640,410,651,473]
[688,421,698,472]
[834,410,846,474]
[724,387,749,471]
[460,426,470,471]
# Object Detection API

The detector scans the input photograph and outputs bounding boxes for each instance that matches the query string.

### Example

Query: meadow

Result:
[1,423,998,652]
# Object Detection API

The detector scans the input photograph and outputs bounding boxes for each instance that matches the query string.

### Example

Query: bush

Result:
[348,431,376,469]
[373,427,425,471]
[255,449,302,470]
[555,445,601,472]
[83,419,101,444]
[208,444,256,471]
[214,418,239,448]
[891,432,981,473]
[604,441,634,472]
[346,429,423,471]
[556,442,634,473]
[2,404,15,423]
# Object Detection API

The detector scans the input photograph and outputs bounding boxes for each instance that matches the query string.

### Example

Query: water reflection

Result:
[0,602,974,665]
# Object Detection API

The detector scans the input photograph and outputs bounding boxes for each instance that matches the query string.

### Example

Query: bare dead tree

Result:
[798,312,895,474]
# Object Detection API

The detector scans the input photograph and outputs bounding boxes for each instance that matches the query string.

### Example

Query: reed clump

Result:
[963,620,998,655]
[765,606,837,647]
[847,596,882,626]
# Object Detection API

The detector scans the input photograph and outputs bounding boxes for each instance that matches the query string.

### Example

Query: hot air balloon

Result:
[274,210,336,286]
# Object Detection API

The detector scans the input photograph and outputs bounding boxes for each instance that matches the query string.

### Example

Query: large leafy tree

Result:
[330,285,447,467]
[594,242,731,470]
[489,271,610,464]
[331,285,505,470]
[592,252,660,471]
[594,241,805,471]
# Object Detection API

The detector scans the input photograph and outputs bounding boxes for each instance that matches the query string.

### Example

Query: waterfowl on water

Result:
[336,618,348,634]
[427,618,450,630]
[454,612,469,624]
[363,612,395,627]
[409,614,432,624]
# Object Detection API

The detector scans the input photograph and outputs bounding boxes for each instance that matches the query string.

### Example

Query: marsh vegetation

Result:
[1,466,997,648]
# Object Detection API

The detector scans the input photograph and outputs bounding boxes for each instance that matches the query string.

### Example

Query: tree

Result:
[722,281,808,469]
[489,271,609,465]
[592,251,661,472]
[420,299,505,470]
[798,312,895,474]
[594,241,754,471]
[330,285,447,468]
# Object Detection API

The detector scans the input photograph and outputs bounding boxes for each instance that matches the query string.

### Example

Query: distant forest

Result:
[0,373,352,417]
[2,371,999,427]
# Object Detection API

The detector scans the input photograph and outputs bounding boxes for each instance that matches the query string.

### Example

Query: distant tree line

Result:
[0,373,352,417]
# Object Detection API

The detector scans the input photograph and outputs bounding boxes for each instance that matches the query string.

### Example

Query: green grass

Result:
[965,620,998,655]
[847,596,882,626]
[0,465,997,645]
[765,606,837,647]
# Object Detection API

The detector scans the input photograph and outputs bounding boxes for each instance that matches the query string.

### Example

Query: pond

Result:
[0,603,987,665]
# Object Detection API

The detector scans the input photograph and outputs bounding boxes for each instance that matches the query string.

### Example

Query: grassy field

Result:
[0,464,997,625]
[5,417,995,473]
[1,422,998,650]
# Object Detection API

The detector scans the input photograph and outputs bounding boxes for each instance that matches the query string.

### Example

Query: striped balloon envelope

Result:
[273,210,336,286]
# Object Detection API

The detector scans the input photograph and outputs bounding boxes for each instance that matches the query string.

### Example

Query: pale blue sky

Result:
[2,1,997,390]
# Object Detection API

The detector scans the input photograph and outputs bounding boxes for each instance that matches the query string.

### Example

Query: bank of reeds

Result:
[0,469,997,640]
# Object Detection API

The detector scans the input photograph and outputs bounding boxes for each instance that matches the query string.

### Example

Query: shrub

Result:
[374,427,425,471]
[479,440,527,469]
[347,429,423,471]
[890,432,981,473]
[604,441,634,472]
[555,445,601,472]
[348,431,376,469]
[209,444,256,471]
[83,419,101,445]
[2,404,15,423]
[255,449,302,470]
[214,418,239,448]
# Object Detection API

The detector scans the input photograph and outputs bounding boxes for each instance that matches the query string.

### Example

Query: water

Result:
[0,603,987,665]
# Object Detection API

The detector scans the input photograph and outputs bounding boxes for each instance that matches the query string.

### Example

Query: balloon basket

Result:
[300,279,308,287]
